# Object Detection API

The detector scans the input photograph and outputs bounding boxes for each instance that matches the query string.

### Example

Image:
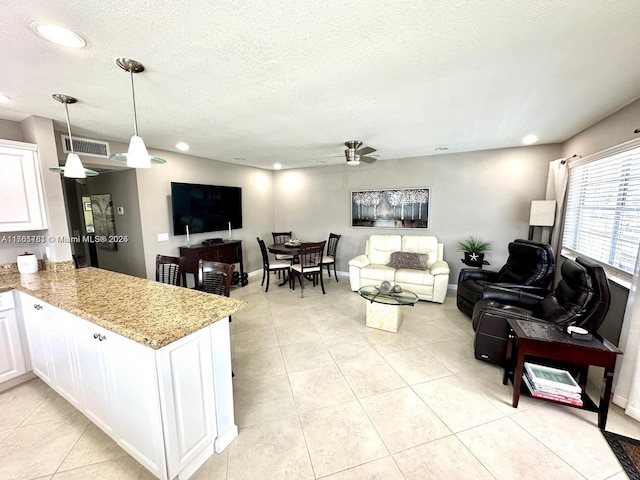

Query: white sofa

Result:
[348,234,450,303]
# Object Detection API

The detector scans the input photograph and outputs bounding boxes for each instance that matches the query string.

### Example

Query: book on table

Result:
[524,362,581,394]
[522,372,584,407]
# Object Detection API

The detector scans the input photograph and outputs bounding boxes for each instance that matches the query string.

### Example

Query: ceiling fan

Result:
[344,141,377,165]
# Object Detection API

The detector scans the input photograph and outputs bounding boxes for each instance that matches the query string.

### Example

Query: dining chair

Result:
[156,254,186,286]
[196,260,235,297]
[72,254,89,269]
[290,241,326,298]
[322,233,341,282]
[196,259,236,376]
[271,231,295,265]
[258,237,291,292]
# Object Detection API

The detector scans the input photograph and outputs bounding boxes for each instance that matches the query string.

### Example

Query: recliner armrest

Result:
[486,284,551,297]
[430,260,450,276]
[480,286,544,308]
[349,255,371,268]
[458,268,499,283]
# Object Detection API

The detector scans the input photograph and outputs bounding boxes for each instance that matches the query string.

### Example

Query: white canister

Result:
[17,252,38,274]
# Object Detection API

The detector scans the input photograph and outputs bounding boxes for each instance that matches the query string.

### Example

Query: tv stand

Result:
[180,240,246,287]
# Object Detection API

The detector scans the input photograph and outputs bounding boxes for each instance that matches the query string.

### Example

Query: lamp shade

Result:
[126,135,152,168]
[63,153,87,178]
[529,200,557,227]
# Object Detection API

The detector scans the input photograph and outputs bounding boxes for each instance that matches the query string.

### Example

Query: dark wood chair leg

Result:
[265,269,271,292]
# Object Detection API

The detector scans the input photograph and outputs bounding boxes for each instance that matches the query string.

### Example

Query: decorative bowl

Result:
[284,238,302,247]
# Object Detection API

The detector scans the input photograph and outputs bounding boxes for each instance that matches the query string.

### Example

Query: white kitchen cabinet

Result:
[0,291,27,384]
[0,139,48,231]
[16,292,230,480]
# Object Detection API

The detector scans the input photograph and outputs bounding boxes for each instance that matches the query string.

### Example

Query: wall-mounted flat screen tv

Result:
[171,182,242,236]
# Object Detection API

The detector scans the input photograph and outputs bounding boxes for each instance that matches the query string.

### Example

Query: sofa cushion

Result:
[367,235,402,265]
[360,265,396,282]
[387,251,429,270]
[395,268,435,286]
[401,236,439,267]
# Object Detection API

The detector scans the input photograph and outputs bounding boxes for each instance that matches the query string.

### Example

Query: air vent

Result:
[61,135,110,158]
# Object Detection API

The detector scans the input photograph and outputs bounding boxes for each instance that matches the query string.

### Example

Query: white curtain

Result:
[544,159,569,253]
[613,244,640,420]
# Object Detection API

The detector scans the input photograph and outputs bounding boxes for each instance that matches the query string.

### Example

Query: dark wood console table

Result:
[180,240,247,287]
[503,318,622,429]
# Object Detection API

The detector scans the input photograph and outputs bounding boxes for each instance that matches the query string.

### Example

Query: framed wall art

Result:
[351,188,429,229]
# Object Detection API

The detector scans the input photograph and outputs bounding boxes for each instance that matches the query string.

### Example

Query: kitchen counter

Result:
[0,267,247,349]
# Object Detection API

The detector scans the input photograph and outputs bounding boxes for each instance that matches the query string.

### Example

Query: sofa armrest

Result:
[349,255,371,269]
[430,260,450,276]
[480,286,543,308]
[458,269,499,283]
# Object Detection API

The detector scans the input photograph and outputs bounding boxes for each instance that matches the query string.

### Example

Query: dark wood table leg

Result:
[512,345,527,408]
[599,356,617,430]
[503,330,515,386]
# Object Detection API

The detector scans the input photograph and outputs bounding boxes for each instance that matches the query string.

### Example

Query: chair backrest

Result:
[196,260,235,296]
[156,254,185,286]
[272,231,292,244]
[326,233,341,258]
[72,254,89,269]
[257,237,271,267]
[298,241,326,271]
[574,256,611,332]
[497,239,555,288]
[532,258,593,326]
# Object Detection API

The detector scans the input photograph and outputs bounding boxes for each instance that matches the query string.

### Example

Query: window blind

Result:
[562,145,640,276]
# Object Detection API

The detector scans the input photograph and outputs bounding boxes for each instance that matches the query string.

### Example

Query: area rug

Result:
[603,430,640,479]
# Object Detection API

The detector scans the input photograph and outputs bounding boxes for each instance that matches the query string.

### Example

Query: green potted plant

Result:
[457,236,492,265]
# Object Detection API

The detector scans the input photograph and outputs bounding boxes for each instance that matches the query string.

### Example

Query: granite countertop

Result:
[0,267,247,349]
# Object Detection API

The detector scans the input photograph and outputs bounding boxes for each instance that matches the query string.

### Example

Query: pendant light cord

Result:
[63,101,75,154]
[129,68,139,136]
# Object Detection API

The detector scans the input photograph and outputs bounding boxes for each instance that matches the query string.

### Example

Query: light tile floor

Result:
[1,275,639,479]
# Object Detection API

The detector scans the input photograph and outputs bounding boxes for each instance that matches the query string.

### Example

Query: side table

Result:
[358,285,418,333]
[503,318,622,429]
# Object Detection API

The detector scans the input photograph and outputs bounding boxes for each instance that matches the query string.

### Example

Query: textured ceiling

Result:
[2,1,640,170]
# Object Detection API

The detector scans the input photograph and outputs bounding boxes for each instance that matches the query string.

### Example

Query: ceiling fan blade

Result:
[360,156,377,163]
[357,146,376,156]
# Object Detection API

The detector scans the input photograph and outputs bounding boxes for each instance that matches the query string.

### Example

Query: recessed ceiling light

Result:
[0,93,10,103]
[30,22,86,48]
[522,134,539,145]
[435,147,449,151]
[175,142,189,151]
[273,163,282,170]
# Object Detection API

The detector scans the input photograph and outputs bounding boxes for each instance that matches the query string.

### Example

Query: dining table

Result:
[267,243,301,286]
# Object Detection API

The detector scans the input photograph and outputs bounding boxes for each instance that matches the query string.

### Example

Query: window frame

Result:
[560,137,640,289]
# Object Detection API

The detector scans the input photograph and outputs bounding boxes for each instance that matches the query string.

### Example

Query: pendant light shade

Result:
[109,58,166,168]
[49,94,98,178]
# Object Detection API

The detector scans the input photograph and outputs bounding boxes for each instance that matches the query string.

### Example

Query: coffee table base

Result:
[365,301,403,333]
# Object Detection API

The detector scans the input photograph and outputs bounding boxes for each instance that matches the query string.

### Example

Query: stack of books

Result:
[522,362,583,407]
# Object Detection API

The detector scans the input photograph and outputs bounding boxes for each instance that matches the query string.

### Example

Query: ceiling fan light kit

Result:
[344,140,377,165]
[109,58,166,168]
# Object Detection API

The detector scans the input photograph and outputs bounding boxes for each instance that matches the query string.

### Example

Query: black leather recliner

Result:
[471,256,611,366]
[456,239,555,317]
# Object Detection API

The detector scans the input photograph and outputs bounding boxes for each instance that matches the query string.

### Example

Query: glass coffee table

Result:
[358,285,419,333]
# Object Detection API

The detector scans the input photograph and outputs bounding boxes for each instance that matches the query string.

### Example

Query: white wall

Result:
[273,143,562,284]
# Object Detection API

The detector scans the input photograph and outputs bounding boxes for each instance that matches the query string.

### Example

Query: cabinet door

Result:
[0,140,47,231]
[157,328,216,479]
[73,321,115,435]
[107,330,167,480]
[20,295,54,385]
[0,307,27,384]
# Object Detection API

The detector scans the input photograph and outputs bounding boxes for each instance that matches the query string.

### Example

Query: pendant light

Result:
[109,58,166,168]
[49,94,99,178]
